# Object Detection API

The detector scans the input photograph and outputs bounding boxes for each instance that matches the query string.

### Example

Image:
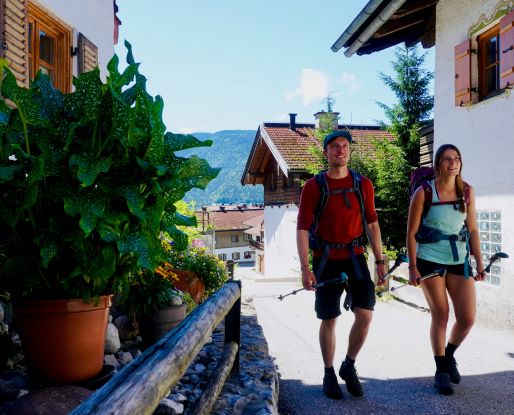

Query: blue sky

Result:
[115,1,433,133]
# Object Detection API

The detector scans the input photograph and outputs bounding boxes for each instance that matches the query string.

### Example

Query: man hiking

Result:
[296,130,386,399]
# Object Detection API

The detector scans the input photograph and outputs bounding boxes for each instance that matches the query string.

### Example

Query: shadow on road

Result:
[278,371,514,415]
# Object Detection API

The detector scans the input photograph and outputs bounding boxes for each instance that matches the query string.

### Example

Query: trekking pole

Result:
[278,273,348,301]
[390,267,447,292]
[483,252,509,273]
[381,253,409,281]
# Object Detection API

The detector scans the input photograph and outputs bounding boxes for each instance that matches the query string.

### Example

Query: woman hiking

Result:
[406,144,485,395]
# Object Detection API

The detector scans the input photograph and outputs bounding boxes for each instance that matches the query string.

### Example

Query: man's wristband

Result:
[408,265,417,269]
[375,259,385,265]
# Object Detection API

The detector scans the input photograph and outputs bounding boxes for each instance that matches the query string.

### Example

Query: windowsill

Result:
[461,87,512,109]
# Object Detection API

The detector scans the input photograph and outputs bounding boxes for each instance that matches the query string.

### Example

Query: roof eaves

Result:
[331,0,386,52]
[240,127,263,185]
[260,126,290,177]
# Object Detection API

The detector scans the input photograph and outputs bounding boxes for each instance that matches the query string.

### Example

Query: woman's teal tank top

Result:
[417,180,467,264]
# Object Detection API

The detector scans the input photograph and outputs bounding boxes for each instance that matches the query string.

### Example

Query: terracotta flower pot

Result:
[172,269,205,303]
[15,295,112,383]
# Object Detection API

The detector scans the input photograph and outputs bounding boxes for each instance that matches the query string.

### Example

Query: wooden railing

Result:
[70,280,242,415]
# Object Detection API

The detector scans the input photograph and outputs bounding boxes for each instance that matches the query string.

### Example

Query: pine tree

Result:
[377,45,434,167]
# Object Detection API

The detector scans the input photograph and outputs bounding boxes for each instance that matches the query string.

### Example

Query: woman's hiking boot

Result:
[339,361,364,397]
[434,372,454,395]
[446,356,461,384]
[322,370,343,399]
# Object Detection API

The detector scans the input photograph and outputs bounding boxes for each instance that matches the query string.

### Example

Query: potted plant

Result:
[0,42,219,382]
[124,262,192,348]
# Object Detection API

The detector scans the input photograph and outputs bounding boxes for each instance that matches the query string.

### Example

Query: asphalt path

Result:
[236,266,514,415]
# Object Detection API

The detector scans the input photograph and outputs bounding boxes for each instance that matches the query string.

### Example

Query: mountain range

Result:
[177,130,263,207]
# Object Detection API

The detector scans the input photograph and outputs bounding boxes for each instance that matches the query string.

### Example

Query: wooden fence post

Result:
[224,280,241,372]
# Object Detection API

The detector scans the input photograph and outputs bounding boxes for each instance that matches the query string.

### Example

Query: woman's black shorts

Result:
[312,254,375,320]
[416,257,468,277]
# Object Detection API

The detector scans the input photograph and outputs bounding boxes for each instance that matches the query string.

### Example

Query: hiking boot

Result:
[339,361,364,397]
[434,372,454,395]
[323,371,343,399]
[446,356,461,384]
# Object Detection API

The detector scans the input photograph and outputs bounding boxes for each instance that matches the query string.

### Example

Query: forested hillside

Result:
[177,130,263,206]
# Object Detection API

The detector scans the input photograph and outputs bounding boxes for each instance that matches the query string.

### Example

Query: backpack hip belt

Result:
[416,224,471,278]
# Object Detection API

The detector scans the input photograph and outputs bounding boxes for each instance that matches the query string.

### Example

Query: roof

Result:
[242,212,264,236]
[195,205,264,231]
[332,0,438,57]
[241,122,394,185]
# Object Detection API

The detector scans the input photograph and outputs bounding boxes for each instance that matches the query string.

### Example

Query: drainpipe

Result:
[331,0,384,52]
[344,0,409,58]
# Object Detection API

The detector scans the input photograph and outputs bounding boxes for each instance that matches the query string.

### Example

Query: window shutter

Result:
[500,9,514,89]
[454,39,472,106]
[77,32,97,74]
[0,0,28,87]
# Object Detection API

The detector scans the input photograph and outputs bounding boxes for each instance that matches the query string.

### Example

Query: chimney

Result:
[201,206,207,211]
[314,111,339,131]
[220,206,225,212]
[289,113,297,131]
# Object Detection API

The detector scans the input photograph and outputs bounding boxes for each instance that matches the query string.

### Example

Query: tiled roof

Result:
[195,206,264,231]
[262,123,394,171]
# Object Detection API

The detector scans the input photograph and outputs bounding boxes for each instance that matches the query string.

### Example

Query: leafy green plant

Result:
[124,266,181,318]
[170,248,229,297]
[0,42,219,301]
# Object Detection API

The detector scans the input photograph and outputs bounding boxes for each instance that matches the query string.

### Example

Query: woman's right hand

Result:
[409,267,422,286]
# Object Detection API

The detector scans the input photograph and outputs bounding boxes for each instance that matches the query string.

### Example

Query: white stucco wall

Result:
[435,0,514,329]
[264,205,300,279]
[36,0,114,78]
[214,246,254,264]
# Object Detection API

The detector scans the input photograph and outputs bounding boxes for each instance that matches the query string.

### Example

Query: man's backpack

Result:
[309,169,366,251]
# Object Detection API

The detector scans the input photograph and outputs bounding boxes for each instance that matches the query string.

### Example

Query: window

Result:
[218,254,227,261]
[244,233,251,241]
[256,235,261,242]
[231,235,239,243]
[232,252,240,260]
[244,251,252,259]
[478,25,500,99]
[455,10,514,105]
[28,2,72,92]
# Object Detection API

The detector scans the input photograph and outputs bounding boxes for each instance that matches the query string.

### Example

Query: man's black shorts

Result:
[312,254,375,320]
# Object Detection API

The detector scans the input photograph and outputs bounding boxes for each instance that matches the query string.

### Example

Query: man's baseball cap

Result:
[323,130,353,149]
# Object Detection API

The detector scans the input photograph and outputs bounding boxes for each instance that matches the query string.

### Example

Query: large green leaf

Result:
[96,211,129,242]
[164,132,213,152]
[118,231,165,270]
[63,188,106,236]
[65,68,103,122]
[175,155,220,190]
[120,185,146,221]
[145,96,165,165]
[69,153,111,186]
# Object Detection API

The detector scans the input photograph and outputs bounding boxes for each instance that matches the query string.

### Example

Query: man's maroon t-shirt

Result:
[297,172,378,260]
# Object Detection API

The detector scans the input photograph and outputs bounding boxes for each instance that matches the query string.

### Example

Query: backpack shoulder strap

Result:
[313,171,329,224]
[421,180,433,218]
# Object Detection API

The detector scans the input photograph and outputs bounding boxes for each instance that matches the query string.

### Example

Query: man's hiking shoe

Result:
[434,372,454,395]
[446,356,461,384]
[339,361,364,397]
[323,371,343,399]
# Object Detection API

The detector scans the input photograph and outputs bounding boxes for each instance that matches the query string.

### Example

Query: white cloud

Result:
[285,69,359,108]
[285,69,329,107]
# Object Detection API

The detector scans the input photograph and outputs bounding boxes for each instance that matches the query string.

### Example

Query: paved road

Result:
[236,266,514,415]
